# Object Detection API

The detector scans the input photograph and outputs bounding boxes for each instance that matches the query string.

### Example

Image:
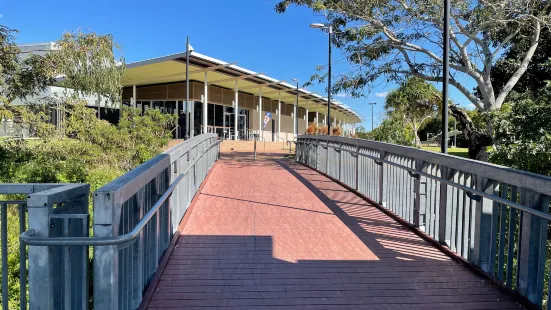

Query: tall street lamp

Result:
[442,0,450,153]
[185,36,190,140]
[310,22,332,135]
[292,78,299,138]
[368,102,376,131]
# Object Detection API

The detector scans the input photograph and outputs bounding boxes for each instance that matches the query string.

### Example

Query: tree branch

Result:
[495,19,541,108]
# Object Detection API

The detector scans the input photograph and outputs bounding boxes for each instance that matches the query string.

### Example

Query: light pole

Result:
[442,0,450,153]
[310,23,332,135]
[185,36,190,140]
[292,78,299,138]
[368,102,376,131]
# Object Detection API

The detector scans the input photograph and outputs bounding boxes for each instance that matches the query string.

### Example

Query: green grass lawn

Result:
[421,146,469,158]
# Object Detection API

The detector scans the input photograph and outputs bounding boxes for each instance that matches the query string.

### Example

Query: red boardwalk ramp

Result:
[144,156,523,309]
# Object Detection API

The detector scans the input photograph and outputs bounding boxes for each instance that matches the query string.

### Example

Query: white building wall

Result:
[250,109,298,142]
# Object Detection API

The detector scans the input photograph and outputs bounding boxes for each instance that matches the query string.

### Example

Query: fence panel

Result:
[296,135,551,309]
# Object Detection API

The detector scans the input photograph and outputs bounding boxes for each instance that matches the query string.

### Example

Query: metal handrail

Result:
[303,140,551,221]
[296,135,551,308]
[20,139,220,247]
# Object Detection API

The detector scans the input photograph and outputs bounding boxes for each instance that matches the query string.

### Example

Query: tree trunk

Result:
[448,104,493,161]
[413,128,421,147]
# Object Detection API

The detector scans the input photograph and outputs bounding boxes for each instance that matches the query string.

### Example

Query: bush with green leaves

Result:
[490,91,551,176]
[0,101,177,309]
[363,115,416,147]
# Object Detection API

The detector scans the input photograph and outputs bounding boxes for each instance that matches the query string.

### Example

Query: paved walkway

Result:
[145,154,522,309]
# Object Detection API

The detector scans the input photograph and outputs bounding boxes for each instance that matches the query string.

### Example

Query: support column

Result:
[203,72,208,134]
[259,88,263,137]
[234,81,239,140]
[293,98,297,139]
[132,85,137,108]
[316,103,319,127]
[190,97,195,138]
[305,107,309,130]
[277,93,281,141]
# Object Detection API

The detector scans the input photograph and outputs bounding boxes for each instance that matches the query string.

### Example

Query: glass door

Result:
[224,112,234,139]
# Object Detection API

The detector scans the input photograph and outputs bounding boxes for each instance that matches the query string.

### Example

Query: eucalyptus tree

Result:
[0,25,125,126]
[275,0,549,159]
[276,0,549,111]
[385,77,439,146]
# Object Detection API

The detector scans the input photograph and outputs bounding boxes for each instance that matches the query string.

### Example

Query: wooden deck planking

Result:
[144,154,523,309]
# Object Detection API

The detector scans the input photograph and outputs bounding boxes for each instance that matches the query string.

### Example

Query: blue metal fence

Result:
[296,135,551,309]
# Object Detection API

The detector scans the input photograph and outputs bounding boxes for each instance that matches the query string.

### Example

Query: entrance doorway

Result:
[223,109,247,140]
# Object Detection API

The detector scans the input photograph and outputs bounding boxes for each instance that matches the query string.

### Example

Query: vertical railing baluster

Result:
[439,167,456,246]
[506,186,518,287]
[377,151,385,206]
[517,190,549,305]
[19,202,27,310]
[497,184,509,281]
[355,141,359,190]
[463,173,472,259]
[1,202,8,310]
[455,172,465,254]
[413,160,425,227]
[471,176,495,272]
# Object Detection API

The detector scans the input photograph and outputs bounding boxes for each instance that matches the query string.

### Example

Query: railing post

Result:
[438,167,456,245]
[94,192,120,309]
[326,140,330,174]
[338,141,342,181]
[315,140,319,170]
[413,160,426,227]
[27,193,56,309]
[354,140,359,190]
[517,191,549,305]
[470,176,495,272]
[378,151,386,205]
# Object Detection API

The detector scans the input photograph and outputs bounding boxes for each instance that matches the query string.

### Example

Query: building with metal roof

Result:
[121,48,361,141]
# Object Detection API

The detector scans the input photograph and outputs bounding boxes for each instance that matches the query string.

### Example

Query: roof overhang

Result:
[122,51,362,123]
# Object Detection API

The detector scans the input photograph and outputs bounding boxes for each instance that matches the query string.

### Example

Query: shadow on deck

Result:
[143,155,523,309]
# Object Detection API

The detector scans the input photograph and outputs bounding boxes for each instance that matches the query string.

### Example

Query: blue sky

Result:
[2,0,475,129]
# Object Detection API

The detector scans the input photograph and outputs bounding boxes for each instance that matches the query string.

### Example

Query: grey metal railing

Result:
[296,135,551,309]
[91,133,219,309]
[1,199,27,310]
[1,183,90,310]
[5,133,220,310]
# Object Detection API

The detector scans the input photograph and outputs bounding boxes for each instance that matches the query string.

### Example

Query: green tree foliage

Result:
[0,24,146,309]
[0,103,177,309]
[489,91,551,175]
[490,15,551,95]
[275,0,549,112]
[385,77,439,146]
[51,31,125,104]
[364,115,415,146]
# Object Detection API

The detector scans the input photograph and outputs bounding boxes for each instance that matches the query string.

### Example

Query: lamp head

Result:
[309,23,326,29]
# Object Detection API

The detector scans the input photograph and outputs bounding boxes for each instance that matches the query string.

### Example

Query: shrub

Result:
[0,102,177,308]
[332,126,342,136]
[317,126,328,135]
[306,124,317,135]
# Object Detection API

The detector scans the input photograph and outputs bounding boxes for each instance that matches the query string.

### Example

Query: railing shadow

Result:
[148,234,518,308]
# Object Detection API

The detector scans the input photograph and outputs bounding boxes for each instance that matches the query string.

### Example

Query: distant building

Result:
[2,43,361,140]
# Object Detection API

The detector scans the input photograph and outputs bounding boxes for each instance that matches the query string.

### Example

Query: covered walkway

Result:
[142,153,522,309]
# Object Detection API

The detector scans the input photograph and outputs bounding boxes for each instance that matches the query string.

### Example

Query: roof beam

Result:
[261,89,294,95]
[188,62,237,74]
[209,73,264,84]
[239,80,286,91]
